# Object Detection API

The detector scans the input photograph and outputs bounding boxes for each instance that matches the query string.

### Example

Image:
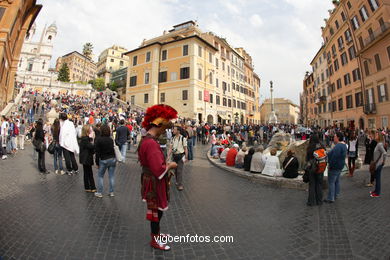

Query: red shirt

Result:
[226,148,238,166]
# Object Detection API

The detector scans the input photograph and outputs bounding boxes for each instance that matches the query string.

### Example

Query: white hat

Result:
[233,144,239,148]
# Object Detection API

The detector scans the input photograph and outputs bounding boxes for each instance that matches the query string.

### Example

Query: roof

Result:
[61,51,94,62]
[309,45,325,65]
[123,35,219,56]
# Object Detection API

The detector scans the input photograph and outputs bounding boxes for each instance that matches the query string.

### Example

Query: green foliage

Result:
[109,81,118,92]
[90,78,105,91]
[82,42,93,59]
[57,63,70,82]
[72,81,88,85]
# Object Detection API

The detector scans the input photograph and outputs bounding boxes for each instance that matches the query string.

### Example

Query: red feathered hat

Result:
[142,104,178,130]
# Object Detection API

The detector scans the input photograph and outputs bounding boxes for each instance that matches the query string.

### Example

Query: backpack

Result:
[14,124,19,135]
[179,128,189,139]
[313,148,327,174]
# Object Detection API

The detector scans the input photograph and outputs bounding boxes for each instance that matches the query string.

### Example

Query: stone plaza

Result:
[0,143,389,260]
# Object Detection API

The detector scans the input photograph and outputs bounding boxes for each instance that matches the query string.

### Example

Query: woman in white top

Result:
[250,146,266,173]
[347,132,359,177]
[262,148,282,177]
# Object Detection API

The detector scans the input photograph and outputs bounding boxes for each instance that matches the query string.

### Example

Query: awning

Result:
[219,115,229,120]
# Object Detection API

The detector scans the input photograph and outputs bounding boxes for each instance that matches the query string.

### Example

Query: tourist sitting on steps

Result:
[244,147,255,171]
[235,146,247,169]
[219,144,230,163]
[250,146,266,174]
[226,143,239,167]
[262,148,282,177]
[282,150,299,179]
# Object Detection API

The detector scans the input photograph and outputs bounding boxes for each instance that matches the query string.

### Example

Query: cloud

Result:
[250,14,264,28]
[35,0,334,104]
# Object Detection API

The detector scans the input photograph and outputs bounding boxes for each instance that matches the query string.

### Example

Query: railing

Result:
[363,103,376,114]
[363,22,390,47]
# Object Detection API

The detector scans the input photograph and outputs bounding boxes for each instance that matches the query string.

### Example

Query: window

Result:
[120,61,124,66]
[144,72,150,84]
[332,101,337,112]
[359,6,369,22]
[216,78,219,88]
[159,71,167,82]
[341,11,346,21]
[180,67,190,79]
[198,68,202,80]
[379,18,386,32]
[382,117,388,128]
[359,36,364,49]
[215,58,219,68]
[366,88,375,104]
[377,84,388,102]
[146,51,151,62]
[130,95,135,105]
[374,54,382,71]
[209,72,213,84]
[335,20,339,29]
[334,59,339,71]
[228,99,232,107]
[364,60,370,76]
[351,16,360,30]
[387,46,390,61]
[183,45,188,56]
[144,94,149,103]
[368,28,374,41]
[227,66,230,76]
[171,72,177,81]
[129,76,137,86]
[133,56,137,66]
[209,52,212,63]
[337,78,342,89]
[0,7,6,23]
[198,90,202,101]
[332,45,336,56]
[347,1,352,9]
[232,82,235,90]
[233,99,236,108]
[198,46,202,57]
[368,0,379,12]
[162,50,167,60]
[210,94,213,103]
[160,93,165,102]
[329,65,334,76]
[344,29,352,42]
[341,52,348,65]
[338,36,344,50]
[222,62,225,71]
[348,46,356,60]
[216,95,220,105]
[346,95,353,109]
[338,98,343,111]
[352,68,361,81]
[111,59,114,62]
[355,92,363,107]
[223,98,227,106]
[182,90,188,100]
[344,73,351,85]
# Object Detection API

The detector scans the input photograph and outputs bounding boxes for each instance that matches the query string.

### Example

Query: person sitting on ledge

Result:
[226,143,239,167]
[219,144,230,163]
[235,146,247,169]
[282,150,299,179]
[262,148,282,177]
[211,140,222,159]
[244,147,255,171]
[250,145,266,174]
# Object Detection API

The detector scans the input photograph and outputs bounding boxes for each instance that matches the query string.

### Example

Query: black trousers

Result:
[151,210,164,235]
[38,150,46,172]
[307,171,323,205]
[63,149,78,171]
[83,164,96,190]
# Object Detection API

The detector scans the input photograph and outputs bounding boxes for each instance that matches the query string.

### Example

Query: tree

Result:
[57,63,70,82]
[82,42,93,59]
[109,81,118,92]
[90,78,105,91]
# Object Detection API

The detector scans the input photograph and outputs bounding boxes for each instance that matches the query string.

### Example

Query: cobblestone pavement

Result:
[0,142,389,260]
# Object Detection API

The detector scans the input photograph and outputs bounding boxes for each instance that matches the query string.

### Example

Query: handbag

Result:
[369,153,382,174]
[114,144,123,162]
[172,153,184,163]
[47,141,55,154]
[302,171,309,183]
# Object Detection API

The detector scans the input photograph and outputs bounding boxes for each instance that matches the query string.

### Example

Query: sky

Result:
[35,0,334,105]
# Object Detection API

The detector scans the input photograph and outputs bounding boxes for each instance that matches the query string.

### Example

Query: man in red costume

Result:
[138,104,178,251]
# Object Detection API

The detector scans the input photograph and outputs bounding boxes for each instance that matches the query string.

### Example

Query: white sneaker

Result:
[60,170,65,175]
[2,155,7,160]
[94,192,103,198]
[109,192,115,197]
[55,170,59,175]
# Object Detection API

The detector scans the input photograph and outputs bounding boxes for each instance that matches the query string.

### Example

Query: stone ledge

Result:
[207,152,308,191]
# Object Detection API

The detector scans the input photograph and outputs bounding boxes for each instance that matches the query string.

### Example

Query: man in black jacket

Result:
[115,119,130,163]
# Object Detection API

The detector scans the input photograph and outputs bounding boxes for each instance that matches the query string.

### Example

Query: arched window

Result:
[47,35,52,42]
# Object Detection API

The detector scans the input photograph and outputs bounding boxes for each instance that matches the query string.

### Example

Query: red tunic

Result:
[138,136,169,213]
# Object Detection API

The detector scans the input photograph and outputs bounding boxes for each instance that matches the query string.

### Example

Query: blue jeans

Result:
[374,164,383,195]
[192,136,196,147]
[187,139,193,160]
[119,143,127,162]
[53,144,63,171]
[327,169,341,201]
[97,158,116,194]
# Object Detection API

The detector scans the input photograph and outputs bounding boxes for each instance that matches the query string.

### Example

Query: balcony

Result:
[363,103,376,114]
[346,37,353,45]
[315,96,327,104]
[363,22,390,48]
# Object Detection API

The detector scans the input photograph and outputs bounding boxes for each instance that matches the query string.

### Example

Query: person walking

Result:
[167,126,188,191]
[115,119,130,163]
[347,132,359,177]
[94,124,116,198]
[138,104,178,251]
[370,133,387,198]
[18,119,26,150]
[324,132,347,203]
[52,119,64,175]
[59,113,79,175]
[34,120,49,174]
[79,125,96,193]
[364,130,377,187]
[306,134,325,206]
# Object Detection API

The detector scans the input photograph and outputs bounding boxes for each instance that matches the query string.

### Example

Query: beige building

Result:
[260,98,300,124]
[97,45,129,85]
[56,51,96,83]
[124,21,261,124]
[0,0,41,111]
